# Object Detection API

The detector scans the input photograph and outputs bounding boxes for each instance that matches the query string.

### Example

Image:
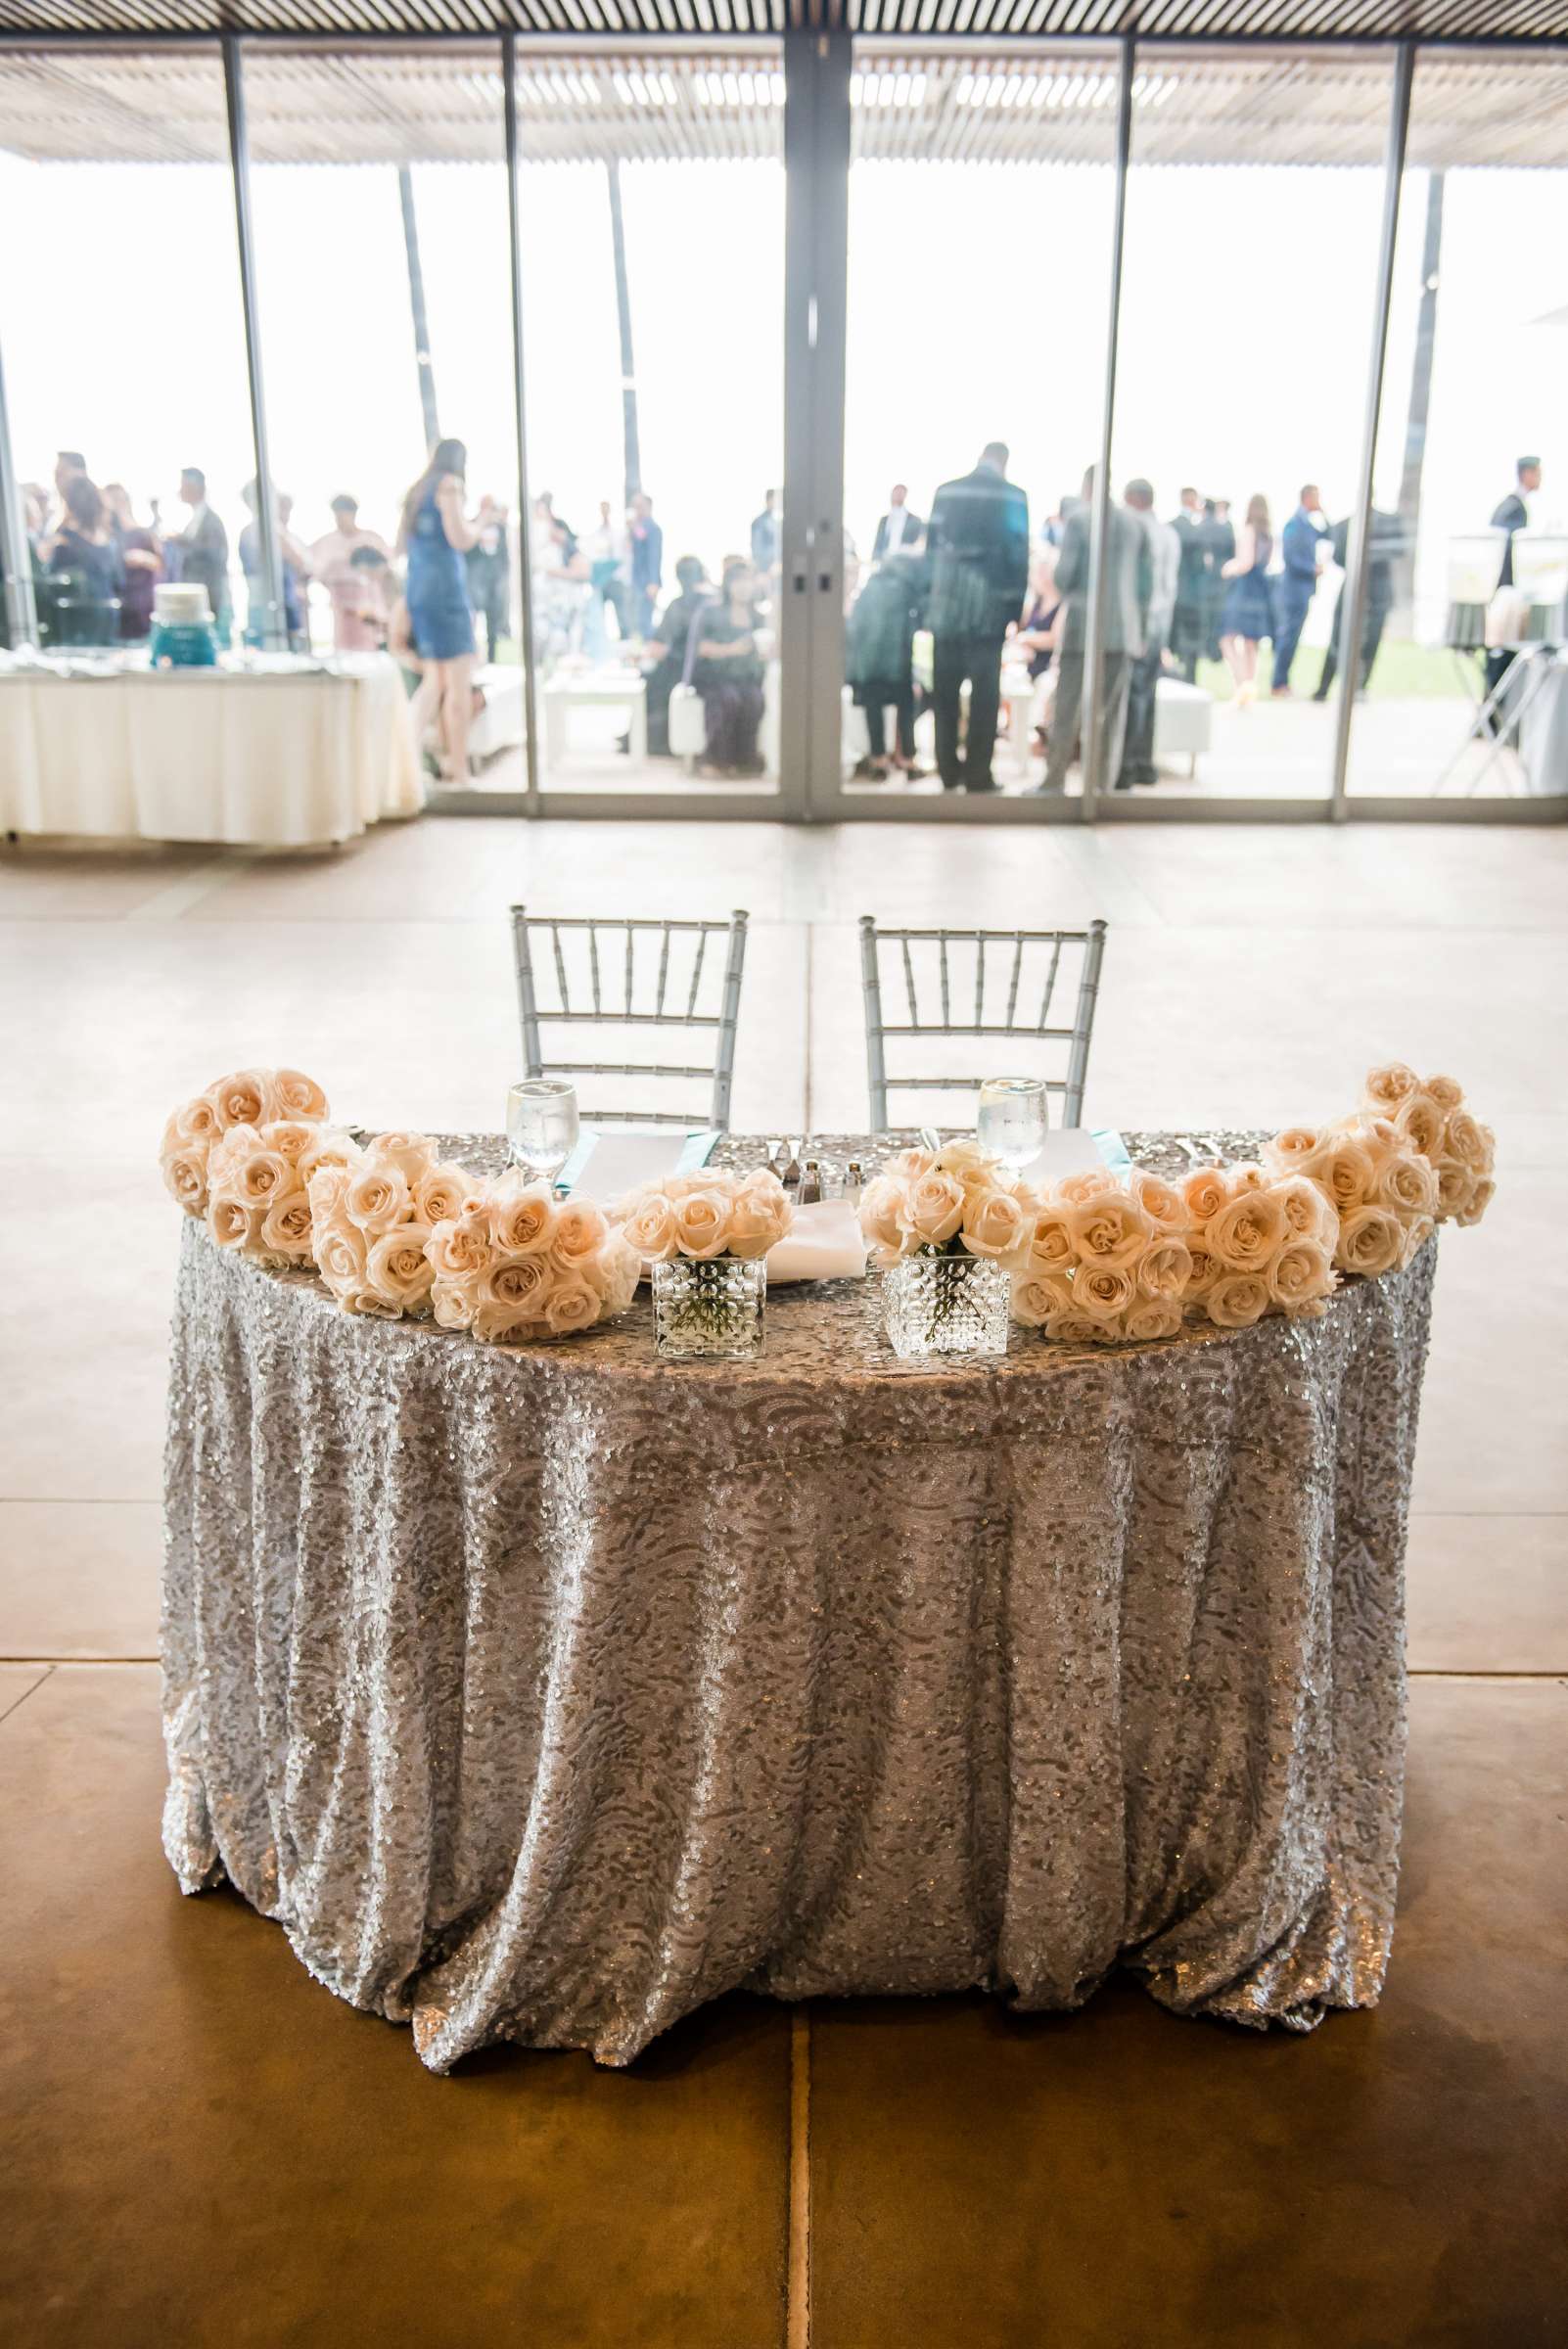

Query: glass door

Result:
[506,39,805,818]
[807,37,1125,822]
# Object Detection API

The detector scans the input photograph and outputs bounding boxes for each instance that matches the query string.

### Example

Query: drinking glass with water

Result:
[506,1080,579,1188]
[977,1076,1049,1176]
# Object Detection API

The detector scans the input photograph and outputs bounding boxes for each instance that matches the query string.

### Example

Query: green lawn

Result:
[1194,639,1472,703]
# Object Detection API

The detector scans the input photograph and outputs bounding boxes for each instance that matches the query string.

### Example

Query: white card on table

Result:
[1011,1128,1129,1185]
[559,1128,718,1206]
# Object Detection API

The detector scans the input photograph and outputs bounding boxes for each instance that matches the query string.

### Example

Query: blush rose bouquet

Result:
[426,1178,641,1344]
[305,1130,475,1321]
[1007,1158,1337,1344]
[614,1167,796,1266]
[160,1065,332,1222]
[857,1138,1030,1271]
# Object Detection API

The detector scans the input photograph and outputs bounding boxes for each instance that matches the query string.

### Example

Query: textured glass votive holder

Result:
[652,1255,767,1359]
[884,1254,1010,1359]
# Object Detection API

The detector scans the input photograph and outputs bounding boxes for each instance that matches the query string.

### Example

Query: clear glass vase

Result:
[652,1255,767,1360]
[883,1253,1011,1359]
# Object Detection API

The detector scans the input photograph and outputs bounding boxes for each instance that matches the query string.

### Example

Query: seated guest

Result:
[346,543,393,649]
[641,555,710,757]
[310,495,392,652]
[48,475,125,646]
[846,541,927,779]
[101,483,162,643]
[692,556,766,779]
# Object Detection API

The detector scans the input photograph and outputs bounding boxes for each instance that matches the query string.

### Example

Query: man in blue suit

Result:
[926,441,1030,793]
[1271,483,1326,697]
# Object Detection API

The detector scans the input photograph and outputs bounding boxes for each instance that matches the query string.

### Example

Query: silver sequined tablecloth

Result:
[162,1131,1435,2070]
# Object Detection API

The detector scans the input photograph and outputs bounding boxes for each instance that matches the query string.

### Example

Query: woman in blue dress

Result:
[1218,492,1274,708]
[397,437,481,781]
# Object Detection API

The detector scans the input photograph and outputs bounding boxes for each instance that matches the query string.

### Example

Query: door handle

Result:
[817,573,833,593]
[793,572,808,593]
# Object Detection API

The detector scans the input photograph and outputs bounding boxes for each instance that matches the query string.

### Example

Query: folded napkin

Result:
[763,1199,868,1285]
[635,1199,867,1288]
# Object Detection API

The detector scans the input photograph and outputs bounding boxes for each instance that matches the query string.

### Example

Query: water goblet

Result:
[977,1076,1049,1177]
[506,1079,579,1189]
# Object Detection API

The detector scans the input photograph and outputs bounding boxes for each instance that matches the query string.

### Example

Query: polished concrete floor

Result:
[2,815,1564,2345]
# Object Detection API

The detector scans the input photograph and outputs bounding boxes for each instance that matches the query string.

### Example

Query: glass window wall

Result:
[1109,46,1397,804]
[1348,48,1568,803]
[0,48,253,650]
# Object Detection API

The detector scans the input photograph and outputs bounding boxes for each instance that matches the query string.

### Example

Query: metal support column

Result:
[222,33,286,652]
[503,31,542,809]
[1079,38,1134,823]
[0,324,38,650]
[783,28,850,823]
[397,162,441,452]
[1330,39,1413,819]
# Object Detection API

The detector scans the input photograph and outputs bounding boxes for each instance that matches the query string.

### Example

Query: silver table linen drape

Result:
[162,1133,1435,2070]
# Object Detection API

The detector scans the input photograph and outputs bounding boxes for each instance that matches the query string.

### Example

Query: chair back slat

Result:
[511,906,750,1132]
[857,915,1108,1130]
[1038,937,1062,1033]
[686,927,708,1020]
[1004,933,1024,1029]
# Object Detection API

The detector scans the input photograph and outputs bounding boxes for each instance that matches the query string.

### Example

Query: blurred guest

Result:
[1484,455,1542,709]
[846,539,927,780]
[171,468,231,641]
[1012,550,1062,762]
[585,499,628,646]
[532,505,591,662]
[750,488,780,577]
[47,474,125,645]
[1118,479,1178,789]
[101,483,162,643]
[311,495,392,653]
[1170,486,1213,682]
[239,481,311,651]
[1203,498,1235,666]
[1014,549,1060,680]
[872,483,924,561]
[1271,484,1327,697]
[1314,508,1403,703]
[1218,493,1273,706]
[692,556,766,779]
[398,435,480,782]
[626,491,663,639]
[465,496,511,665]
[927,440,1030,793]
[50,450,87,531]
[1030,466,1149,796]
[346,543,393,649]
[642,554,710,757]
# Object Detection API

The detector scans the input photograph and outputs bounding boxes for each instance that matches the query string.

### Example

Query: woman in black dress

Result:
[48,476,126,646]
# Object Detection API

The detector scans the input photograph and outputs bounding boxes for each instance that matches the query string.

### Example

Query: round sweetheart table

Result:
[161,1131,1434,2069]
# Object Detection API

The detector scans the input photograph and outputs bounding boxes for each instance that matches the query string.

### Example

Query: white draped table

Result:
[0,652,423,848]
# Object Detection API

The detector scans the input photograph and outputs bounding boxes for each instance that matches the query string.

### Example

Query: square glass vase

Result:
[653,1255,767,1360]
[883,1253,1011,1359]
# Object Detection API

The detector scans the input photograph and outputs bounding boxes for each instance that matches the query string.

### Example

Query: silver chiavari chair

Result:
[858,916,1108,1131]
[510,905,749,1130]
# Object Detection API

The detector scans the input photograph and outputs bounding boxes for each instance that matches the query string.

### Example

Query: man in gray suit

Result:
[1030,465,1151,796]
[1117,479,1179,789]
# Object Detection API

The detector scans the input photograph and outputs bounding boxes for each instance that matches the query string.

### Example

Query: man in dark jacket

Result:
[846,543,927,777]
[1271,484,1327,697]
[1484,455,1540,708]
[926,442,1030,792]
